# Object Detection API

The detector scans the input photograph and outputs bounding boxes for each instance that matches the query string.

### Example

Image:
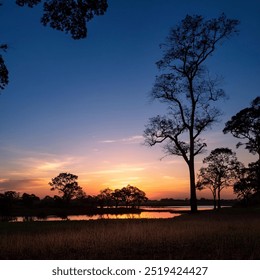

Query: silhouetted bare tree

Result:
[197,148,241,209]
[144,14,239,212]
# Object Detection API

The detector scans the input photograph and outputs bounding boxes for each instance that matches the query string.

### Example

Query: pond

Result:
[10,206,215,222]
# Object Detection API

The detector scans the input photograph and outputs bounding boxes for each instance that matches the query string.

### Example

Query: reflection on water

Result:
[13,211,180,222]
[70,211,181,220]
[11,206,218,222]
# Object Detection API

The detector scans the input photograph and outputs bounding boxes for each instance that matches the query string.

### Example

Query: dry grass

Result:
[0,208,259,259]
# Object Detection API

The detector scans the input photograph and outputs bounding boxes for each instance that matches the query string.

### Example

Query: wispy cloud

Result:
[100,135,144,144]
[163,175,176,180]
[91,166,145,175]
[0,178,48,193]
[0,145,83,178]
[36,158,75,172]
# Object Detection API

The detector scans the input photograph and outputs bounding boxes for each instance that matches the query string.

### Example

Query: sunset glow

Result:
[0,133,251,199]
[0,0,259,201]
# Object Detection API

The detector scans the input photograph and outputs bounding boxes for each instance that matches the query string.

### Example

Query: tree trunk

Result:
[217,187,221,210]
[213,193,217,210]
[189,160,198,213]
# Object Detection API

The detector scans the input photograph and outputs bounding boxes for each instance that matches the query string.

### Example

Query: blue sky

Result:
[0,0,259,199]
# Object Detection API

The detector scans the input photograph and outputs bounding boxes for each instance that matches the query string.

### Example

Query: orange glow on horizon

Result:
[0,172,236,200]
[0,138,244,200]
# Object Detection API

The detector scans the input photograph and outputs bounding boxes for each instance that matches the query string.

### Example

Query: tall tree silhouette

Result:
[197,148,241,209]
[223,96,260,160]
[144,14,239,212]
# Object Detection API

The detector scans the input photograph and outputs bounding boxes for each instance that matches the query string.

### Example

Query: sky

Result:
[0,0,259,199]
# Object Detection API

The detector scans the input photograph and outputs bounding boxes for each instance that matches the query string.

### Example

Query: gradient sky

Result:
[0,0,259,199]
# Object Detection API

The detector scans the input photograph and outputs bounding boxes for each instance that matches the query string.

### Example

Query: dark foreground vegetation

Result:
[0,207,259,260]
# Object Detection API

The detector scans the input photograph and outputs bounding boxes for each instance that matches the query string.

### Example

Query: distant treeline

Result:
[147,198,237,207]
[0,184,149,220]
[0,189,237,221]
[1,159,259,221]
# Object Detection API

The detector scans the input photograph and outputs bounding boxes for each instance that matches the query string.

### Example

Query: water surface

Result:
[11,205,216,222]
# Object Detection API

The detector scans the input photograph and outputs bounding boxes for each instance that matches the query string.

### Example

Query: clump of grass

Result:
[0,208,259,259]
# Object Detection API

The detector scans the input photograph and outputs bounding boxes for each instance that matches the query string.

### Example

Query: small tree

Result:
[131,187,148,208]
[21,193,40,208]
[0,191,20,218]
[197,148,241,209]
[49,172,85,205]
[196,167,218,210]
[96,188,114,208]
[144,14,239,212]
[120,185,148,208]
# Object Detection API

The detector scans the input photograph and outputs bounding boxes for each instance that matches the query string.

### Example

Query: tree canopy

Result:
[0,0,108,92]
[144,13,239,212]
[96,185,148,209]
[16,0,108,39]
[233,160,260,205]
[223,96,260,158]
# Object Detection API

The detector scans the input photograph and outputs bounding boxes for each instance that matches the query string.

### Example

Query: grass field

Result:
[0,207,259,260]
